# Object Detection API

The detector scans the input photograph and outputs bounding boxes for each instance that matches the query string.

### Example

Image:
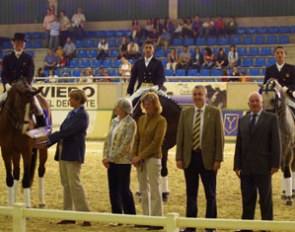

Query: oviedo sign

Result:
[33,84,98,109]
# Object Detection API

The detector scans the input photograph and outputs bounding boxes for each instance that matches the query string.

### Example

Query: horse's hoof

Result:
[162,192,170,203]
[38,203,46,208]
[292,190,295,199]
[286,197,293,206]
[281,195,287,200]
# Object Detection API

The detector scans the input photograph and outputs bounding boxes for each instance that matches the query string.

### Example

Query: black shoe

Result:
[180,229,196,232]
[57,220,76,224]
[147,226,164,230]
[81,221,91,227]
[36,114,46,127]
[134,225,150,228]
[162,192,170,203]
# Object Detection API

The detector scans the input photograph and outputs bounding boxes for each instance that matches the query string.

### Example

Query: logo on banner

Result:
[223,112,242,136]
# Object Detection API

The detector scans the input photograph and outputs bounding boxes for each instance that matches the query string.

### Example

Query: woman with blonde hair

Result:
[132,92,167,230]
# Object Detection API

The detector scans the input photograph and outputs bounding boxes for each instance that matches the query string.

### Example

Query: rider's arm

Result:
[157,60,165,89]
[127,63,137,95]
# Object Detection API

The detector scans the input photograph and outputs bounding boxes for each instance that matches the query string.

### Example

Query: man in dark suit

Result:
[176,85,224,232]
[264,46,295,112]
[234,92,281,232]
[127,41,165,102]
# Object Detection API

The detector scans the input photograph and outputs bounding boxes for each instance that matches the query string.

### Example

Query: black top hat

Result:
[12,33,26,42]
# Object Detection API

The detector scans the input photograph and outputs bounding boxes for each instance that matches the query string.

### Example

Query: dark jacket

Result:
[264,63,295,99]
[234,111,281,175]
[1,51,34,86]
[127,57,165,95]
[49,106,89,163]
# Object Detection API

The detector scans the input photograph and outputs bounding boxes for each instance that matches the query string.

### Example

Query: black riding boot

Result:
[36,115,46,127]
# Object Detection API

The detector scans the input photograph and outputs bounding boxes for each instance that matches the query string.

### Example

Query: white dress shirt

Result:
[276,62,285,72]
[250,109,263,124]
[145,56,153,67]
[14,50,23,59]
[193,104,206,146]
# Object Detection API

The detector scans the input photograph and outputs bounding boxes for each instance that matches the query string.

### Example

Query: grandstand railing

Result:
[1,203,294,232]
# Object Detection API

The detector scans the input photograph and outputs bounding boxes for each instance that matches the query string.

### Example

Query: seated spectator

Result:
[49,15,60,51]
[166,48,178,73]
[173,20,184,38]
[153,18,163,34]
[96,38,109,61]
[44,48,58,70]
[164,17,175,34]
[63,37,76,64]
[118,37,128,59]
[97,67,111,82]
[227,17,237,35]
[55,45,64,60]
[240,71,250,82]
[119,56,131,82]
[191,47,204,72]
[126,41,140,60]
[80,67,93,83]
[148,28,159,44]
[202,47,215,68]
[157,28,171,51]
[229,66,240,82]
[214,16,226,37]
[57,55,67,68]
[130,20,140,40]
[138,18,153,39]
[200,17,214,38]
[215,48,228,69]
[221,69,229,82]
[192,16,202,38]
[48,69,58,83]
[182,19,193,38]
[35,67,46,83]
[177,46,191,70]
[228,45,238,68]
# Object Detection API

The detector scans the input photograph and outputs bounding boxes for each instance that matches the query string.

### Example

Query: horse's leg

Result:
[161,147,169,203]
[38,148,48,207]
[292,150,295,198]
[281,148,293,206]
[12,152,21,203]
[1,148,14,206]
[21,150,33,208]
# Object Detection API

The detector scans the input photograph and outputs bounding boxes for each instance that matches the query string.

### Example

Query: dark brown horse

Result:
[132,89,181,202]
[0,78,43,207]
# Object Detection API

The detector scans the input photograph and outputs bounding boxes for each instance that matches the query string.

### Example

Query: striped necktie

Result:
[192,109,202,151]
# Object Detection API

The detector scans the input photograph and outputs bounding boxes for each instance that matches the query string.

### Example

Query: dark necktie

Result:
[250,114,257,134]
[192,109,201,150]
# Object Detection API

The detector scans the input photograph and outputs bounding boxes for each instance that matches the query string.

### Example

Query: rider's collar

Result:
[276,62,285,71]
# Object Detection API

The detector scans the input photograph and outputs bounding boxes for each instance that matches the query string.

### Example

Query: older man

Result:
[176,85,224,232]
[234,92,281,232]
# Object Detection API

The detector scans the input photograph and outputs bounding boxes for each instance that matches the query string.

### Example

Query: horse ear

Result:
[33,87,43,95]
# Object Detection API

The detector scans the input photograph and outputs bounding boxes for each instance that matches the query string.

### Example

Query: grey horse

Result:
[259,78,295,206]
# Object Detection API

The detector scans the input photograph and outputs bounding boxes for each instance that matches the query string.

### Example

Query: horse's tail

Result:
[29,148,38,187]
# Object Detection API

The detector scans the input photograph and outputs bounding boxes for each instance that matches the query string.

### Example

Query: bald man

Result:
[234,92,281,231]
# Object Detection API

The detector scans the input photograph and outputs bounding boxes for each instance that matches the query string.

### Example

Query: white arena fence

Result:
[0,203,294,232]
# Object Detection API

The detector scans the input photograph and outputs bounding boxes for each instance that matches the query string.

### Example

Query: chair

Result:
[257,27,268,34]
[75,40,84,48]
[69,60,79,68]
[254,36,265,44]
[242,36,253,45]
[109,50,119,58]
[87,49,97,58]
[211,69,222,76]
[161,59,168,67]
[267,57,276,66]
[72,70,81,77]
[112,59,121,68]
[79,59,91,68]
[267,36,277,44]
[249,68,261,76]
[105,30,115,38]
[155,49,165,57]
[268,26,279,34]
[207,37,217,46]
[102,59,112,68]
[91,60,100,68]
[172,38,182,46]
[237,27,246,35]
[175,69,186,76]
[279,26,289,34]
[26,51,35,57]
[108,69,117,76]
[200,69,210,76]
[25,42,32,48]
[61,69,72,77]
[248,47,259,56]
[218,37,229,45]
[115,31,124,37]
[108,39,117,48]
[187,69,198,76]
[196,37,206,46]
[184,38,194,46]
[278,36,289,44]
[261,47,272,56]
[290,26,295,34]
[165,69,174,76]
[254,58,266,67]
[230,36,241,45]
[85,39,95,48]
[246,27,257,34]
[77,50,87,58]
[242,58,253,67]
[237,47,247,56]
[32,40,42,48]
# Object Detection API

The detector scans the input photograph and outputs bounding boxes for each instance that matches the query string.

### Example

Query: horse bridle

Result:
[260,86,284,115]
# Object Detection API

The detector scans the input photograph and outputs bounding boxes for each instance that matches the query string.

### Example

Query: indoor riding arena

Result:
[0,0,295,232]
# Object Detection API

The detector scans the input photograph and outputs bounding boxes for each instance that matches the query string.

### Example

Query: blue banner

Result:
[222,111,245,136]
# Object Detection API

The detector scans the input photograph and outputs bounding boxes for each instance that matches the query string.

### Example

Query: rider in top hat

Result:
[264,46,295,112]
[0,33,45,126]
[127,41,165,103]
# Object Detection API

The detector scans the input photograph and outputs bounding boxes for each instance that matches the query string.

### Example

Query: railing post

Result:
[166,212,179,232]
[13,203,26,232]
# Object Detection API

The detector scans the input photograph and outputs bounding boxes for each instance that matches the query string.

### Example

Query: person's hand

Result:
[235,169,241,178]
[34,136,49,149]
[131,156,142,166]
[176,160,184,170]
[213,161,221,171]
[271,167,279,175]
[102,159,110,169]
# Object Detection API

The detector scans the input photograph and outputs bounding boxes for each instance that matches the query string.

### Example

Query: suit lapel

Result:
[187,106,194,138]
[252,111,266,135]
[202,106,209,137]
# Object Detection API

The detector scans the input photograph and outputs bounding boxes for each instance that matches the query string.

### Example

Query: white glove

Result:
[5,83,12,91]
[282,86,288,93]
[151,85,158,91]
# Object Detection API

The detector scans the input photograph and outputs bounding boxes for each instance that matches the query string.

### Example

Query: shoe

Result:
[146,226,164,230]
[134,225,150,228]
[205,229,217,232]
[81,221,91,227]
[180,229,196,232]
[162,192,170,203]
[57,220,76,224]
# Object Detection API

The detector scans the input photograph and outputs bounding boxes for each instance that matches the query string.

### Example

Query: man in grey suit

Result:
[176,85,224,232]
[234,92,281,232]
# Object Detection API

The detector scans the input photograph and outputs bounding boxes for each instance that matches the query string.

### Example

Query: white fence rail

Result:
[0,203,295,232]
